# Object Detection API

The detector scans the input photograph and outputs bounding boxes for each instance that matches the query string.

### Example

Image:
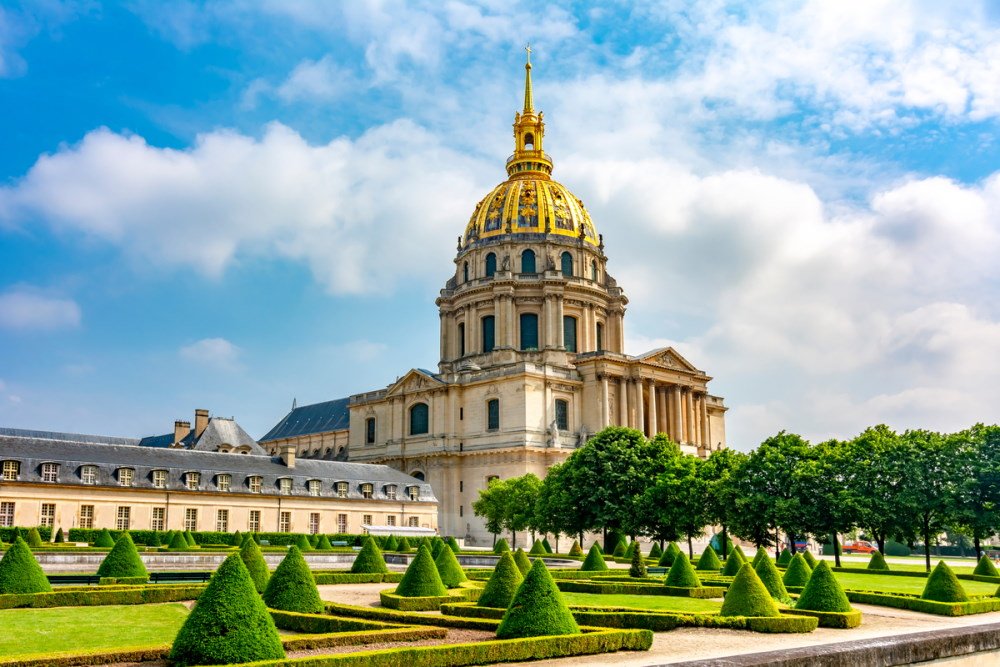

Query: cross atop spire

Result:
[523,43,534,114]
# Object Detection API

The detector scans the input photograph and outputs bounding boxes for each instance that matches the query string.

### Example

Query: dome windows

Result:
[485,252,497,278]
[520,313,539,351]
[481,315,495,353]
[560,251,573,277]
[521,249,536,273]
[409,402,429,435]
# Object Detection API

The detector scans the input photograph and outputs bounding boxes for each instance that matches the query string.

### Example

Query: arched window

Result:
[463,261,469,283]
[560,252,573,277]
[555,399,569,430]
[410,471,425,481]
[458,323,466,356]
[481,315,495,353]
[563,315,577,352]
[524,132,534,149]
[596,322,604,352]
[521,249,536,273]
[519,313,539,350]
[592,260,599,281]
[485,252,497,278]
[486,398,500,430]
[409,403,429,435]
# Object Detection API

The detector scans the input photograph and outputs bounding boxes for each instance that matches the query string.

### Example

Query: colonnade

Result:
[599,375,711,447]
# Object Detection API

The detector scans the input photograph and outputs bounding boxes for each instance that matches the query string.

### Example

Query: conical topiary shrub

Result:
[150,531,162,547]
[184,531,196,547]
[0,537,52,594]
[240,533,253,548]
[351,537,389,574]
[722,546,747,576]
[868,551,889,571]
[167,531,190,551]
[26,527,43,548]
[754,553,791,604]
[395,544,447,597]
[696,545,723,572]
[542,537,553,554]
[921,561,968,602]
[665,551,701,588]
[96,533,148,579]
[513,548,532,576]
[316,534,333,550]
[751,547,769,568]
[231,530,243,547]
[783,552,813,587]
[493,538,510,554]
[309,534,320,548]
[169,553,285,666]
[612,540,627,558]
[446,536,461,553]
[720,563,781,617]
[434,540,468,587]
[240,538,271,593]
[606,531,624,555]
[732,544,748,562]
[54,528,65,543]
[94,528,115,548]
[384,535,399,552]
[974,554,999,577]
[649,542,663,559]
[629,543,648,578]
[795,561,852,612]
[397,536,411,552]
[478,551,523,608]
[496,559,579,639]
[529,539,546,555]
[777,548,792,567]
[580,543,609,572]
[802,549,818,568]
[263,546,323,613]
[624,541,637,559]
[659,542,680,567]
[430,537,445,559]
[295,534,313,552]
[568,540,583,557]
[593,542,603,554]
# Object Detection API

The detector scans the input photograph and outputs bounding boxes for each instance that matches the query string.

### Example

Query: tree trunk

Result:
[832,530,841,568]
[789,532,797,555]
[492,533,497,547]
[721,525,729,560]
[688,534,694,558]
[554,534,560,554]
[975,534,982,561]
[923,520,932,573]
[511,531,516,550]
[876,533,885,555]
[774,527,780,559]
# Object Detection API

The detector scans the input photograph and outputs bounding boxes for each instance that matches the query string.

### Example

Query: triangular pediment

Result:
[385,368,443,397]
[636,347,699,373]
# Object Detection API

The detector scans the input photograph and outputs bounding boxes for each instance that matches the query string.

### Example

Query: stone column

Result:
[439,311,448,361]
[685,388,696,445]
[543,295,554,349]
[618,377,628,426]
[700,395,711,449]
[556,295,565,349]
[635,379,645,435]
[672,385,684,443]
[505,297,515,348]
[658,386,669,438]
[600,375,610,428]
[494,297,504,349]
[648,380,658,436]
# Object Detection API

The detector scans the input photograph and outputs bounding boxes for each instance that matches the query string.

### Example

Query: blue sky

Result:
[1,1,998,448]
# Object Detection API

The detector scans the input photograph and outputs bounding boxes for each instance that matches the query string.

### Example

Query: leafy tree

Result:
[953,425,1000,560]
[643,451,707,557]
[472,477,508,544]
[534,463,588,546]
[472,474,541,547]
[796,438,859,567]
[700,448,747,560]
[847,425,907,554]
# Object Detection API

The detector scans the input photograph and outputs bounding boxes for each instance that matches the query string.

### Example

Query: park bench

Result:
[647,567,668,575]
[148,571,212,583]
[47,574,100,585]
[331,541,349,547]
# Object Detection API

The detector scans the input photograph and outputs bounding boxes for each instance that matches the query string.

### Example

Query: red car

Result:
[842,541,876,554]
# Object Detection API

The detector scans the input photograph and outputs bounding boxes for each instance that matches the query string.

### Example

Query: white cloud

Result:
[332,339,387,363]
[0,288,81,331]
[179,338,242,371]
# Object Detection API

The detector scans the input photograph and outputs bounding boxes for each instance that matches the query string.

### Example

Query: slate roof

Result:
[0,432,436,502]
[260,398,351,442]
[191,418,268,455]
[0,428,139,447]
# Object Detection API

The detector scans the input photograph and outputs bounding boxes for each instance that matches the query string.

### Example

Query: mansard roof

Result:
[259,397,351,442]
[191,418,267,455]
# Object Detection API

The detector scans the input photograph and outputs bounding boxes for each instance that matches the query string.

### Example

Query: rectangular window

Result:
[362,514,372,526]
[563,315,577,352]
[0,502,14,527]
[308,480,320,496]
[519,313,539,350]
[309,512,320,534]
[408,486,420,501]
[186,472,200,490]
[336,482,348,498]
[459,480,463,492]
[216,509,229,532]
[248,509,261,532]
[249,476,262,493]
[40,503,56,527]
[385,485,397,500]
[365,417,376,445]
[408,516,419,528]
[481,315,495,353]
[555,399,569,431]
[79,504,94,529]
[184,508,197,531]
[151,507,165,531]
[337,513,347,532]
[152,470,167,488]
[116,506,131,531]
[1,461,18,481]
[458,322,466,356]
[279,511,291,532]
[81,465,97,485]
[596,322,604,352]
[459,505,464,517]
[487,398,500,430]
[361,483,373,499]
[386,515,396,527]
[217,474,231,492]
[279,478,292,495]
[41,463,59,483]
[119,468,134,487]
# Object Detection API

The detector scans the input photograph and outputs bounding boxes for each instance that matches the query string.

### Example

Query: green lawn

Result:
[0,603,189,658]
[833,572,999,596]
[561,592,722,613]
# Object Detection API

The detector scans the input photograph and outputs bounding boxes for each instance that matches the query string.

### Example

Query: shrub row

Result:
[270,610,409,633]
[64,528,367,547]
[379,589,472,611]
[555,580,726,598]
[280,627,446,652]
[0,645,170,667]
[0,583,204,610]
[97,576,148,586]
[324,601,500,631]
[783,608,863,628]
[466,568,603,581]
[566,609,815,633]
[841,590,1000,616]
[312,572,404,585]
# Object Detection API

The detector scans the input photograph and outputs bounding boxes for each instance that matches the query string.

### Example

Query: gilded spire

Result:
[523,44,534,114]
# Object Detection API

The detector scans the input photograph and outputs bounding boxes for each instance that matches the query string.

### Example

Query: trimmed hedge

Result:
[183,530,197,547]
[167,531,190,551]
[796,561,852,613]
[295,533,314,552]
[922,561,968,602]
[513,548,532,576]
[25,528,43,548]
[99,576,148,586]
[665,551,701,588]
[802,550,818,568]
[568,540,584,557]
[313,572,402,585]
[434,542,468,587]
[649,542,662,559]
[497,559,579,639]
[94,528,116,548]
[612,540,627,558]
[557,580,725,599]
[170,553,285,666]
[580,544,609,572]
[629,545,648,578]
[0,537,52,594]
[264,545,323,613]
[660,542,681,567]
[478,551,523,608]
[974,554,1000,577]
[96,533,148,579]
[721,564,780,618]
[397,536,411,552]
[351,538,389,574]
[493,538,510,554]
[782,553,812,588]
[751,547,769,568]
[529,539,547,556]
[784,607,862,629]
[841,590,1000,616]
[695,545,722,572]
[325,600,500,631]
[0,583,204,610]
[240,538,271,593]
[379,589,468,611]
[754,555,790,604]
[777,548,792,567]
[396,544,447,597]
[721,548,746,577]
[867,550,889,570]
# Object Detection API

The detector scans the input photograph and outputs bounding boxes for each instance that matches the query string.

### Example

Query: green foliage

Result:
[580,543,609,572]
[316,534,333,550]
[309,533,320,548]
[514,548,532,575]
[802,550,818,568]
[720,563,781,618]
[623,541,637,558]
[472,474,543,542]
[695,545,722,571]
[782,553,813,587]
[434,541,468,587]
[649,542,662,559]
[263,546,323,613]
[751,547,769,568]
[294,533,314,551]
[183,531,196,547]
[96,533,148,579]
[529,539,547,555]
[754,554,791,604]
[568,540,583,557]
[659,542,680,567]
[350,537,388,574]
[446,536,461,553]
[25,527,43,548]
[478,551,523,608]
[230,531,242,547]
[239,538,270,593]
[0,537,53,594]
[921,561,969,602]
[795,561,852,612]
[382,535,398,552]
[722,547,747,576]
[395,544,447,598]
[629,545,647,578]
[149,531,162,547]
[974,554,999,577]
[430,537,445,559]
[167,532,190,551]
[397,536,411,551]
[493,538,510,554]
[612,540,626,558]
[94,528,115,548]
[496,559,580,639]
[169,553,285,666]
[868,551,890,570]
[594,541,604,554]
[542,537,553,554]
[777,548,792,567]
[53,528,65,544]
[664,551,701,588]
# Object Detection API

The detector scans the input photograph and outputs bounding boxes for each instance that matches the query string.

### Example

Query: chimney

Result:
[194,409,210,438]
[279,444,296,469]
[173,420,190,445]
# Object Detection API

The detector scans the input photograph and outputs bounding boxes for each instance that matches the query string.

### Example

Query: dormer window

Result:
[408,486,420,501]
[307,480,321,497]
[336,482,348,498]
[248,476,262,493]
[217,474,231,492]
[185,472,200,490]
[152,469,167,488]
[1,461,19,481]
[41,463,59,483]
[81,465,98,485]
[279,478,292,495]
[118,468,134,487]
[361,483,373,499]
[385,484,397,500]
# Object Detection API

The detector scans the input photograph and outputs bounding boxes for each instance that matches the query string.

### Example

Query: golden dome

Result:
[464,178,598,246]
